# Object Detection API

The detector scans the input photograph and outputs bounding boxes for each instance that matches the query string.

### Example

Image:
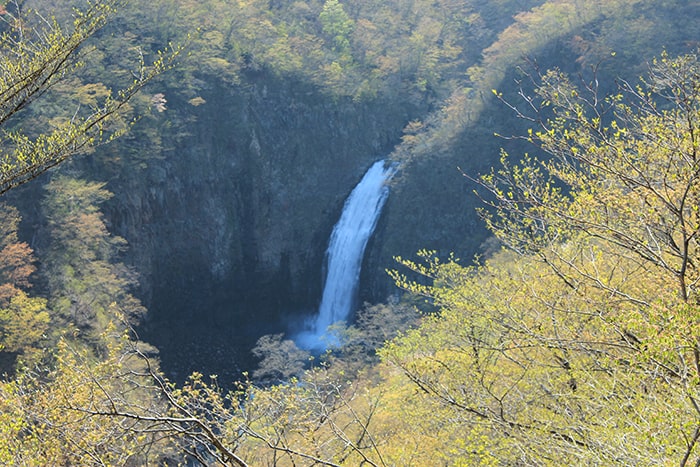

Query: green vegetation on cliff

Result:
[1,0,700,464]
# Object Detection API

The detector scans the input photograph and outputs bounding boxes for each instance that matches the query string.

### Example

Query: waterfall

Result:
[296,160,395,351]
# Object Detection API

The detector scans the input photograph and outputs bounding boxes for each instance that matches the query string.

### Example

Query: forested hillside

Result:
[1,0,700,464]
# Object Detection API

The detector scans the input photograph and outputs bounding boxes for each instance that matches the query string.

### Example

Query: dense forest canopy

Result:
[1,0,700,464]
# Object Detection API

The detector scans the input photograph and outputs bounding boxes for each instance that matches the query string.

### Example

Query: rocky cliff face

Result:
[98,71,422,379]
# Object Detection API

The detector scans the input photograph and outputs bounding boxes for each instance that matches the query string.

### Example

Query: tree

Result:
[0,331,178,465]
[319,0,354,56]
[0,0,179,195]
[483,50,700,304]
[251,333,310,384]
[0,203,48,373]
[42,175,145,343]
[0,203,35,303]
[380,51,700,464]
[0,330,387,467]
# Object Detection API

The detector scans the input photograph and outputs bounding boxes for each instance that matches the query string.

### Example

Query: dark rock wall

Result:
[96,71,421,379]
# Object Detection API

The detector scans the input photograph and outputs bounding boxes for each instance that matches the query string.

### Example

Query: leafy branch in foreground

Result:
[479,51,700,304]
[379,51,700,465]
[0,0,182,195]
[1,319,394,466]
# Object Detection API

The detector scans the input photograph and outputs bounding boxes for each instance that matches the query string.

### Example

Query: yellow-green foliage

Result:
[0,290,49,354]
[0,334,175,466]
[375,51,700,464]
[2,2,700,465]
[383,247,696,464]
[0,0,180,194]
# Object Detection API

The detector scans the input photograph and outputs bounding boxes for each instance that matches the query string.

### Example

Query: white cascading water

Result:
[296,160,395,351]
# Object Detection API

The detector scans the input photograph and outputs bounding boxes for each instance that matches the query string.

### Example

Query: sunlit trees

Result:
[0,331,180,465]
[382,51,700,464]
[228,366,388,466]
[485,51,700,304]
[0,0,179,194]
[0,203,48,373]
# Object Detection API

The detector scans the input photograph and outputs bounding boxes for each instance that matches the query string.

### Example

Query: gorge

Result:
[4,1,700,463]
[3,0,697,386]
